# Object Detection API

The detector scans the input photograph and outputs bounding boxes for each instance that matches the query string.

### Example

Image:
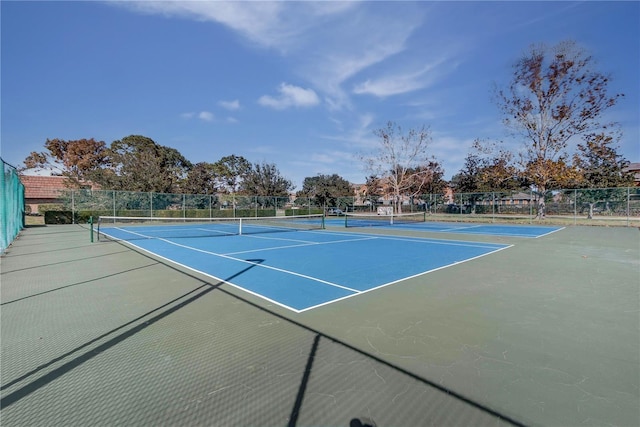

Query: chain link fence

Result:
[23,185,640,227]
[51,189,325,222]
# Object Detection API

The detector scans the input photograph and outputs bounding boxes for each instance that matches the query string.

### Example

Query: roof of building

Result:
[625,162,640,171]
[20,175,101,199]
[624,162,640,186]
[20,175,70,199]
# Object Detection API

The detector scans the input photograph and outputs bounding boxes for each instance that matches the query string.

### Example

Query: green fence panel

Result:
[1,158,25,252]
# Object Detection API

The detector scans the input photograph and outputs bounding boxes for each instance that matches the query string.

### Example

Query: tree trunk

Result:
[536,189,546,219]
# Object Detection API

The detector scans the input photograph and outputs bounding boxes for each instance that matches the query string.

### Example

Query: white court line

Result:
[535,227,565,238]
[107,226,234,238]
[224,236,379,256]
[438,224,483,232]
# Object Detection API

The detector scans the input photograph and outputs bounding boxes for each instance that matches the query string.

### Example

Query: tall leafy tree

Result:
[240,162,294,197]
[459,140,524,193]
[108,135,192,193]
[572,130,634,218]
[451,152,483,194]
[453,140,525,213]
[363,175,383,207]
[495,40,624,218]
[22,138,108,187]
[182,162,219,195]
[297,174,353,208]
[361,121,435,213]
[214,155,251,193]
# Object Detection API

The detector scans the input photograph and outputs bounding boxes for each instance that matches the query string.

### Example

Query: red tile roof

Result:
[20,175,72,199]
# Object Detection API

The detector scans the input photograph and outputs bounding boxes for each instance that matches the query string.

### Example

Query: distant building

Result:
[624,162,640,186]
[20,175,98,214]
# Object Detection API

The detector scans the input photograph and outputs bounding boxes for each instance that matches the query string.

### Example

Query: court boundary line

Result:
[534,226,565,238]
[439,224,483,232]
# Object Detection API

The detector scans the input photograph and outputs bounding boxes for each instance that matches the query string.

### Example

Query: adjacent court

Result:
[329,213,563,238]
[98,219,511,312]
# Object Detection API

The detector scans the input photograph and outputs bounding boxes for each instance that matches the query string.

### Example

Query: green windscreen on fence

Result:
[1,158,25,252]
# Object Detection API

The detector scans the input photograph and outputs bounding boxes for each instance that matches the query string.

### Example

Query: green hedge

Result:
[44,211,74,224]
[38,204,65,215]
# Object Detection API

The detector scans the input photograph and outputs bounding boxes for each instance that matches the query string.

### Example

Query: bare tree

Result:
[361,121,434,213]
[495,40,623,218]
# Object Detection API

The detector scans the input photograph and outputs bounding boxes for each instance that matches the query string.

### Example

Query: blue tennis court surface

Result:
[328,217,563,238]
[99,225,511,312]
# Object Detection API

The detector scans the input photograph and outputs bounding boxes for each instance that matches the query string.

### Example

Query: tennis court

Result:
[328,213,563,238]
[97,216,511,312]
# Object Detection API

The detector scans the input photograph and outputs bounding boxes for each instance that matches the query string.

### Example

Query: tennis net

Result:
[344,212,426,228]
[97,214,325,241]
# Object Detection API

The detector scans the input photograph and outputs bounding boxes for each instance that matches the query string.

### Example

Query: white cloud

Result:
[219,100,240,111]
[198,111,214,122]
[111,1,355,52]
[353,54,457,98]
[181,111,214,122]
[258,83,320,110]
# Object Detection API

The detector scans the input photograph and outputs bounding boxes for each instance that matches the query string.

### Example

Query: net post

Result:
[239,218,243,235]
[344,213,348,227]
[89,216,94,243]
[322,214,326,229]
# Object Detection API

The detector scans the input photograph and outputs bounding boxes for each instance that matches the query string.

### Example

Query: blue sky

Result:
[2,1,638,189]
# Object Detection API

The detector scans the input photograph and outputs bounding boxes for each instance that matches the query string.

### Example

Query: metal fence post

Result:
[575,189,579,225]
[492,191,495,223]
[627,186,631,227]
